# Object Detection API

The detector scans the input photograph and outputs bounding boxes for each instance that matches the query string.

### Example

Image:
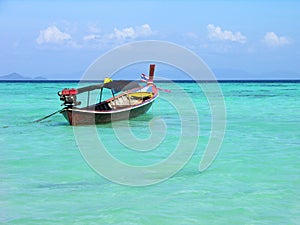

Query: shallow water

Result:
[1,81,299,224]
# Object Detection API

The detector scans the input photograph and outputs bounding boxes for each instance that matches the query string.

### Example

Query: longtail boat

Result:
[57,64,158,125]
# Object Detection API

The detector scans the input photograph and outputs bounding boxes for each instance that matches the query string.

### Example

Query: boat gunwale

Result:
[64,93,158,114]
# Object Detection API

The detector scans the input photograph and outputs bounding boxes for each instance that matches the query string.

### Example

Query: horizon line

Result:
[1,79,300,83]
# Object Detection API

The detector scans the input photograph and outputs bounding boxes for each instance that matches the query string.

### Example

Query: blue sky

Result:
[0,0,299,79]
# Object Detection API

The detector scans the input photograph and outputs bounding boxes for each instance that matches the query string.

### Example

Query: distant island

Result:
[0,73,47,81]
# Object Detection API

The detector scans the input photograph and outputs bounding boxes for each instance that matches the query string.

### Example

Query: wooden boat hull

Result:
[61,99,155,126]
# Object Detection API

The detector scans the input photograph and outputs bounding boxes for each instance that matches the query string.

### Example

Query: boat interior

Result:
[87,91,154,111]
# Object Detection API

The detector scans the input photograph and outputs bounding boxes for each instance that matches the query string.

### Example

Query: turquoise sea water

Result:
[1,81,299,224]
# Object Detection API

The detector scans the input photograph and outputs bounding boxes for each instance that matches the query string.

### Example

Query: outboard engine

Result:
[58,88,81,106]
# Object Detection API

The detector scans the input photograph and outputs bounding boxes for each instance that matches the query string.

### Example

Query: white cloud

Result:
[111,27,135,39]
[36,26,71,44]
[135,24,152,36]
[109,24,154,40]
[207,24,247,44]
[264,32,290,47]
[80,24,155,50]
[83,34,101,41]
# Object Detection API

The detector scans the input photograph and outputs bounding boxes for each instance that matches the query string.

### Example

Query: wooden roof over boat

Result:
[103,80,140,93]
[77,80,141,94]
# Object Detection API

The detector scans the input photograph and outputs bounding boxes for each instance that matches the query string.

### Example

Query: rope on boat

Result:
[33,108,66,123]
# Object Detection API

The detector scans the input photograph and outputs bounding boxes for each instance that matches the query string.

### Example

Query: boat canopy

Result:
[103,80,140,93]
[77,80,141,94]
